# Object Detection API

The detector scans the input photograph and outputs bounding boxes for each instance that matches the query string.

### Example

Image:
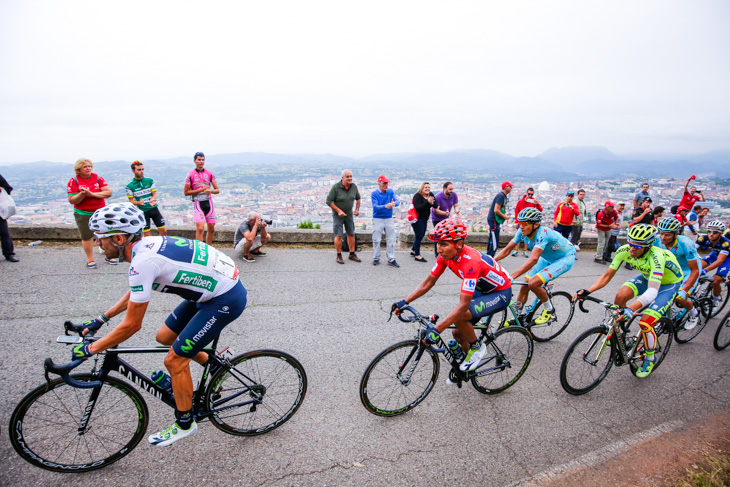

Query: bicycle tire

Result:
[471,326,533,394]
[713,281,730,317]
[713,308,730,351]
[359,339,439,417]
[9,374,148,473]
[528,291,575,342]
[206,349,307,436]
[560,326,614,395]
[674,298,712,344]
[629,317,674,375]
[485,308,508,334]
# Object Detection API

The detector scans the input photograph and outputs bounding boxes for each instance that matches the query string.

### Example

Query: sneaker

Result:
[348,253,361,262]
[460,342,487,371]
[105,258,118,265]
[533,308,555,325]
[148,421,198,446]
[511,250,518,257]
[594,258,605,264]
[684,314,699,330]
[242,254,255,262]
[336,254,344,264]
[713,297,722,307]
[635,355,655,379]
[523,252,529,258]
[388,260,400,268]
[373,259,379,265]
[251,250,267,256]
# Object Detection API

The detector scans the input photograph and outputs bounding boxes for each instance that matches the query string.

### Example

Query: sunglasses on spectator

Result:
[527,192,534,196]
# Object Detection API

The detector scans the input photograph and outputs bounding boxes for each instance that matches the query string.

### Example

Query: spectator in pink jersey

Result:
[184,152,219,244]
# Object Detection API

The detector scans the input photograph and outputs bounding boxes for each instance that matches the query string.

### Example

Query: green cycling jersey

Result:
[608,244,683,286]
[126,177,157,212]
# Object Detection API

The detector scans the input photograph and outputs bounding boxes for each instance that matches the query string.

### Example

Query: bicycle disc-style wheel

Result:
[630,317,674,375]
[674,298,712,344]
[360,339,439,416]
[528,291,575,342]
[714,308,730,351]
[560,326,614,395]
[471,326,533,394]
[206,350,307,436]
[9,374,148,473]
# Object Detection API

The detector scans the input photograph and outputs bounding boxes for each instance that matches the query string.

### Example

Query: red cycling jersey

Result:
[430,244,512,295]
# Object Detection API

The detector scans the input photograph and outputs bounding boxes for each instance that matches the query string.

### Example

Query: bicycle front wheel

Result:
[471,326,533,394]
[206,350,307,436]
[529,291,575,342]
[629,317,674,375]
[560,326,614,395]
[714,308,730,351]
[9,374,148,473]
[674,298,712,344]
[359,339,439,416]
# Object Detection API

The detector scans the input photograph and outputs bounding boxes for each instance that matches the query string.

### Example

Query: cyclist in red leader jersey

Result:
[393,218,513,371]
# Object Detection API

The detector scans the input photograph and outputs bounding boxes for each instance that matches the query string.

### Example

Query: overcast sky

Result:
[1,0,729,164]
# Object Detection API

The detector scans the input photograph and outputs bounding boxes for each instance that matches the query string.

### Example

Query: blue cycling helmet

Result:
[517,208,543,223]
[657,217,681,234]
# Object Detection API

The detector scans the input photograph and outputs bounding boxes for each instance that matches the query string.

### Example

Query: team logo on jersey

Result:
[552,243,561,250]
[193,240,209,266]
[145,243,155,249]
[129,266,139,276]
[486,271,505,287]
[173,271,217,291]
[462,279,477,292]
[130,285,143,292]
[431,263,438,273]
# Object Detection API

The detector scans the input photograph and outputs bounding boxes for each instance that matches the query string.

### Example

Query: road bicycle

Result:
[666,293,713,344]
[713,307,730,351]
[695,274,730,318]
[359,304,533,416]
[9,321,307,473]
[490,281,575,342]
[560,295,674,395]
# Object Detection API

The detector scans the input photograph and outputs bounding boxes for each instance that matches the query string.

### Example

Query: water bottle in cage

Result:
[447,339,464,362]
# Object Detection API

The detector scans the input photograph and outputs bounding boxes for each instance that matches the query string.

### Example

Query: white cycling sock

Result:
[542,300,554,312]
[690,307,699,317]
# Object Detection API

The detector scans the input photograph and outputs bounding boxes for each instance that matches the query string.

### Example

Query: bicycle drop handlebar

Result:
[44,321,102,388]
[575,294,618,314]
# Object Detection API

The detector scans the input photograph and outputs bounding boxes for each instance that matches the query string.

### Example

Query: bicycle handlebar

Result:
[44,357,102,388]
[576,294,617,314]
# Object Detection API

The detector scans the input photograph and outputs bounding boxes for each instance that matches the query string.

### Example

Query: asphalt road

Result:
[1,244,729,486]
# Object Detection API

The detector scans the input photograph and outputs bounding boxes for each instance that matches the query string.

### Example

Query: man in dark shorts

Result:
[326,169,362,264]
[126,161,167,237]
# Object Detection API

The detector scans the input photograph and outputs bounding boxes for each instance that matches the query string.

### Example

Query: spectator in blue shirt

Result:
[371,175,400,267]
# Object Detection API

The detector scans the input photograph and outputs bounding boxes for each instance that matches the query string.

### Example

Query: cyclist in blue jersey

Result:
[70,203,247,447]
[696,220,730,308]
[495,208,576,325]
[655,217,702,329]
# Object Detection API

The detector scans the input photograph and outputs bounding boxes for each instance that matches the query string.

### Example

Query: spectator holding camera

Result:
[234,211,271,262]
[678,175,705,212]
[631,197,654,226]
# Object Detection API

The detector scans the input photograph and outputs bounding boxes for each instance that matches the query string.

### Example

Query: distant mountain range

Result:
[2,146,730,181]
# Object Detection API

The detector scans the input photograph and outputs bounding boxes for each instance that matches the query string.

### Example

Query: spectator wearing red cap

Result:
[486,181,513,256]
[595,201,620,264]
[371,174,400,267]
[677,175,705,211]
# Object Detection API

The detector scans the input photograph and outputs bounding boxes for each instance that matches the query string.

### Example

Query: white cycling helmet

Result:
[89,203,145,238]
[707,220,727,233]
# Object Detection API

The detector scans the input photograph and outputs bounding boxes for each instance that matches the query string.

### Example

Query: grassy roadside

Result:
[675,450,730,486]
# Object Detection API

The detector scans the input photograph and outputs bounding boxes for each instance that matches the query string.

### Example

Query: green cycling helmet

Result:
[517,207,543,223]
[627,223,658,247]
[657,217,681,234]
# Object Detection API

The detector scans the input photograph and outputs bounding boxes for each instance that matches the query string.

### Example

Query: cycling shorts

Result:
[143,206,166,232]
[525,253,575,284]
[166,280,247,358]
[468,287,512,325]
[625,274,681,318]
[193,199,216,224]
[702,252,730,278]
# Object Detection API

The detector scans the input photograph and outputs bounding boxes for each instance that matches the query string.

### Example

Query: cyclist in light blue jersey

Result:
[495,208,576,325]
[655,217,702,329]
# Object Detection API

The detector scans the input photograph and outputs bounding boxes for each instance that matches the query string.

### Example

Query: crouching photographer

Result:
[234,211,272,262]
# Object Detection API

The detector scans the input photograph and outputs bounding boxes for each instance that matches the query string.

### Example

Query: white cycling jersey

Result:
[128,236,239,304]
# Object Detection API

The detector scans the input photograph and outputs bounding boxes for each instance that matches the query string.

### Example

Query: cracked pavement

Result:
[1,246,729,486]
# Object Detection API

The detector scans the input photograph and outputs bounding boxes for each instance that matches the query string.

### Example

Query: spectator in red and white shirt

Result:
[678,175,705,211]
[67,158,113,269]
[595,201,620,263]
[512,187,543,257]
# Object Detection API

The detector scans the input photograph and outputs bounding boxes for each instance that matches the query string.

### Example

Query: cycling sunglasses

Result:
[709,230,722,235]
[627,242,649,249]
[194,152,205,158]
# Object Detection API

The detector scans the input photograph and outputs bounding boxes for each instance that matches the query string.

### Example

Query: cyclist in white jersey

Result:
[71,203,247,447]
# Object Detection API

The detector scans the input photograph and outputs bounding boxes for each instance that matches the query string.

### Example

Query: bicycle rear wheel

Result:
[9,374,148,472]
[471,326,533,394]
[206,350,307,436]
[360,339,439,416]
[674,298,712,344]
[560,326,614,395]
[714,308,730,351]
[630,317,674,375]
[528,291,575,342]
[714,282,730,317]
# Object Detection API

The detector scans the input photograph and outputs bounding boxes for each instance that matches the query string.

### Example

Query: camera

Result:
[263,219,273,225]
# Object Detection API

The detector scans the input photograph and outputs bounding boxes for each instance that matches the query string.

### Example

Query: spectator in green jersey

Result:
[126,161,167,237]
